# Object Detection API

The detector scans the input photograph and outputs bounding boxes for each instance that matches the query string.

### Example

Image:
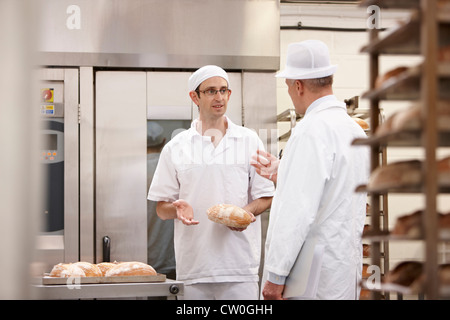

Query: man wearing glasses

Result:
[148,65,274,299]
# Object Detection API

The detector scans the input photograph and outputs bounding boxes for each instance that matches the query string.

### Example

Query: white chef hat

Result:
[188,65,229,92]
[276,40,337,80]
[147,122,164,147]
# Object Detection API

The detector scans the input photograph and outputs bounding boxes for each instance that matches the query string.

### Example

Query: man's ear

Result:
[189,91,200,106]
[294,80,304,96]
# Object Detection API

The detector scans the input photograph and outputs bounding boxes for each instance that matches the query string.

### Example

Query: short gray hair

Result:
[289,75,333,93]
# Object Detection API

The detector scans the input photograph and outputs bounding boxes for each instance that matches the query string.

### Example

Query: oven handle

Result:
[103,236,111,262]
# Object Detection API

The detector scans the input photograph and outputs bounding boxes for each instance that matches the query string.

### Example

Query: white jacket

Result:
[148,117,275,285]
[263,95,369,299]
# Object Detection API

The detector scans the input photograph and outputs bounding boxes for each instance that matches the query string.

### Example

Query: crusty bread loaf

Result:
[363,244,371,258]
[375,66,408,89]
[96,262,118,276]
[105,261,157,277]
[73,262,102,277]
[384,261,423,287]
[439,45,450,61]
[438,156,450,186]
[393,211,450,237]
[376,102,450,137]
[207,204,253,228]
[367,160,422,191]
[353,118,369,130]
[392,210,422,237]
[49,263,86,278]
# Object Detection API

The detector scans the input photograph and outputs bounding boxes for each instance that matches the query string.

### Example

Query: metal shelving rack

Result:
[356,0,450,299]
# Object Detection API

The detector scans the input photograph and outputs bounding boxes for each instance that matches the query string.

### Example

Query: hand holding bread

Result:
[207,204,255,231]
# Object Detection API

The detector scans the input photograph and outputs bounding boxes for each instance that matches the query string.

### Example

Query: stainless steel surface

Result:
[33,279,184,299]
[35,0,280,70]
[146,71,192,120]
[63,68,80,263]
[95,71,147,263]
[79,67,95,262]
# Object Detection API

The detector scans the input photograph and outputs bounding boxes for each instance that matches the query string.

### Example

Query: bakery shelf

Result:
[356,184,450,195]
[361,10,450,56]
[352,129,450,148]
[359,0,419,9]
[363,229,450,242]
[361,11,420,56]
[361,0,447,300]
[361,63,450,101]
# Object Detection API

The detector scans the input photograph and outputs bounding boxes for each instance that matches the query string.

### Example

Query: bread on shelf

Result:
[367,156,450,191]
[48,261,156,278]
[105,261,157,277]
[49,263,86,278]
[375,66,409,89]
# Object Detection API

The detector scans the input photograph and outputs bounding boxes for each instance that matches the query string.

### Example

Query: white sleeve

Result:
[147,144,180,202]
[264,132,333,277]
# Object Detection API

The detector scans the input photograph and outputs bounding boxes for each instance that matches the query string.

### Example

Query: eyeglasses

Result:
[196,88,230,97]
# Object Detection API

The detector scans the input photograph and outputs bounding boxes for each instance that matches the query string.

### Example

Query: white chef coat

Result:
[263,95,369,299]
[148,117,275,285]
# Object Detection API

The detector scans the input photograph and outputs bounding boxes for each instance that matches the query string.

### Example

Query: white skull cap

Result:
[188,65,229,92]
[276,40,337,80]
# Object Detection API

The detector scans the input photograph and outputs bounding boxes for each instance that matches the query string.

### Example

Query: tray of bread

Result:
[42,261,166,285]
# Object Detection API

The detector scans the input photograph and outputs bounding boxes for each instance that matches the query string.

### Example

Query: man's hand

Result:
[228,211,256,232]
[251,150,279,183]
[173,199,199,225]
[262,281,286,300]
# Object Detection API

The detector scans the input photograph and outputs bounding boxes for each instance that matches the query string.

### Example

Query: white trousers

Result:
[178,282,259,300]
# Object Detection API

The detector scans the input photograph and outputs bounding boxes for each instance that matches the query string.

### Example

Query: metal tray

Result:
[42,273,166,285]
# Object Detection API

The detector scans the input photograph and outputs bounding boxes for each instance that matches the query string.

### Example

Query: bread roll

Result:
[49,263,86,278]
[367,160,422,191]
[96,262,118,276]
[375,66,408,89]
[105,261,157,277]
[73,262,102,277]
[207,204,253,228]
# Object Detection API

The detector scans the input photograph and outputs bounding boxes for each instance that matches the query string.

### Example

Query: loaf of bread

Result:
[49,261,156,278]
[438,156,450,186]
[367,160,422,191]
[393,210,450,237]
[49,263,86,278]
[96,262,118,276]
[353,118,369,130]
[72,262,102,277]
[207,204,253,228]
[105,261,157,277]
[376,102,450,137]
[363,244,371,258]
[384,261,423,287]
[392,210,423,237]
[375,66,408,89]
[439,264,450,284]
